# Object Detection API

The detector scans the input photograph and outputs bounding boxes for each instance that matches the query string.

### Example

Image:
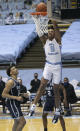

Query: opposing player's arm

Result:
[2,80,23,101]
[51,20,61,45]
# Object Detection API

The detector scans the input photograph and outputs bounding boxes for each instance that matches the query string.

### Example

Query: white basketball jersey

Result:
[44,38,61,64]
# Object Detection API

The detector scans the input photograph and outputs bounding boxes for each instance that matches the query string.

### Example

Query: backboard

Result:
[47,0,52,18]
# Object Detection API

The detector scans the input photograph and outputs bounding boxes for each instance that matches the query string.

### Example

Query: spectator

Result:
[19,12,27,24]
[15,12,27,24]
[5,12,15,25]
[60,77,78,116]
[30,73,40,93]
[29,73,42,107]
[0,76,6,113]
[14,12,19,22]
[17,78,27,94]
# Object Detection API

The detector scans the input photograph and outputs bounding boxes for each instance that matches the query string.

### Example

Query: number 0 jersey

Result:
[44,38,61,64]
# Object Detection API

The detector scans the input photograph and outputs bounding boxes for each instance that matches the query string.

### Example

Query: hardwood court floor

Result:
[0,116,80,131]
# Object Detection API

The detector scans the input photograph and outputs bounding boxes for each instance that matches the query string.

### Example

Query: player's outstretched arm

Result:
[51,19,61,45]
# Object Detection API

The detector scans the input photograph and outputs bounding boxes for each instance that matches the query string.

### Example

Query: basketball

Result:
[36,2,47,12]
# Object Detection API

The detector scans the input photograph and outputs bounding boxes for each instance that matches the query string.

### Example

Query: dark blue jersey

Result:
[45,82,54,99]
[6,78,23,118]
[9,77,20,97]
[7,77,21,106]
[43,81,55,112]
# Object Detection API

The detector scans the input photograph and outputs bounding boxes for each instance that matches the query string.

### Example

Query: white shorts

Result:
[43,63,62,84]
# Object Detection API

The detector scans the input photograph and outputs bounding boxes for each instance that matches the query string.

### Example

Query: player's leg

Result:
[53,65,62,108]
[52,65,62,123]
[15,105,26,131]
[16,116,26,131]
[34,77,48,104]
[33,63,52,105]
[29,64,51,116]
[12,119,19,131]
[29,77,48,116]
[53,83,61,108]
[7,101,26,131]
[52,84,61,123]
[42,96,55,131]
[42,113,48,131]
[59,115,66,131]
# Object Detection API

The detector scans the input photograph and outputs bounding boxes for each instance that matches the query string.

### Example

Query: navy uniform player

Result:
[42,80,66,131]
[2,65,26,131]
[29,19,62,123]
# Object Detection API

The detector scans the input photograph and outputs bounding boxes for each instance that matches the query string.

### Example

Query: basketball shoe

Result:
[52,108,61,124]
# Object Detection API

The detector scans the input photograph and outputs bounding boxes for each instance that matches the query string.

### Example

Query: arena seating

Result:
[0,23,37,64]
[0,0,35,25]
[62,20,80,61]
[0,0,39,65]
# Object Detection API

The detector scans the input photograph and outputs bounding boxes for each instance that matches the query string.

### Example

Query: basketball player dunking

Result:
[2,65,26,131]
[29,18,62,123]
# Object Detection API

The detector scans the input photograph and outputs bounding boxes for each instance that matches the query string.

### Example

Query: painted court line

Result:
[0,115,80,120]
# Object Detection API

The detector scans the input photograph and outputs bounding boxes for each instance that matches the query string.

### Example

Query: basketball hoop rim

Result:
[30,12,47,16]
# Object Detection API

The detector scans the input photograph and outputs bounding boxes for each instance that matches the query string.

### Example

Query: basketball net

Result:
[30,12,48,37]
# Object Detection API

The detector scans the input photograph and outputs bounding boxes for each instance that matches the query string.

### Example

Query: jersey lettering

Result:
[49,43,55,52]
